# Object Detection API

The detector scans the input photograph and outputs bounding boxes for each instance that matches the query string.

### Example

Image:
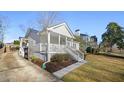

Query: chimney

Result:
[75,29,80,36]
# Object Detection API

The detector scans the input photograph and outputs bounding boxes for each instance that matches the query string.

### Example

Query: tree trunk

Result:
[105,47,107,52]
[120,48,122,53]
[110,43,113,52]
[110,47,112,52]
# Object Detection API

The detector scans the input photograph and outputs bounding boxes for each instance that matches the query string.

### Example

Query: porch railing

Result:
[40,41,79,52]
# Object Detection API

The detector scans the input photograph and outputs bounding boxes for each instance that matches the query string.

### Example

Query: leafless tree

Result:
[19,24,27,32]
[19,12,62,61]
[19,12,60,33]
[38,12,60,61]
[38,11,59,30]
[0,16,8,43]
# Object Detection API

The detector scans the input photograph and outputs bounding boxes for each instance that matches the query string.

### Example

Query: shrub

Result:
[10,45,19,51]
[93,48,100,54]
[50,54,62,63]
[15,46,19,50]
[86,47,100,54]
[31,56,37,62]
[46,54,76,73]
[86,47,92,53]
[13,40,20,45]
[62,54,71,61]
[50,54,71,63]
[31,56,44,67]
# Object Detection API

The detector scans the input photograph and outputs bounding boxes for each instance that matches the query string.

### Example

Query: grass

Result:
[62,54,124,82]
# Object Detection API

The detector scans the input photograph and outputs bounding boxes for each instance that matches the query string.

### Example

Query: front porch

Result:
[40,31,79,53]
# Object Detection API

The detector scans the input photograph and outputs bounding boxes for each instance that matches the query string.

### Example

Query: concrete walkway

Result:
[0,51,59,82]
[53,61,87,79]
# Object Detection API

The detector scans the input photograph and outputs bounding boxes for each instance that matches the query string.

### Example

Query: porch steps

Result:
[65,47,84,62]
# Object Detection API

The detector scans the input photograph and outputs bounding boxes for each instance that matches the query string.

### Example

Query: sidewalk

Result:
[53,61,87,79]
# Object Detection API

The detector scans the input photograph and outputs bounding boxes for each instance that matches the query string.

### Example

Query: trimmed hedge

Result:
[86,47,99,54]
[86,47,92,53]
[50,54,72,63]
[46,54,76,73]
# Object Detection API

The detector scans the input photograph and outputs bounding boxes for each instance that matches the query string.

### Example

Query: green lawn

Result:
[62,54,124,82]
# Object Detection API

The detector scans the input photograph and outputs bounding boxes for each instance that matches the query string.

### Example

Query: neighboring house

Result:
[75,29,80,36]
[5,42,13,47]
[75,29,89,43]
[75,29,98,50]
[19,23,84,62]
[80,34,90,50]
[80,34,89,43]
[89,35,98,48]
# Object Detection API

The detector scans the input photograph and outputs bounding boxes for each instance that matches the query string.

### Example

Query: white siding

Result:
[50,25,73,38]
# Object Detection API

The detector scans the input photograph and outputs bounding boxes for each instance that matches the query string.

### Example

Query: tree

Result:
[0,16,8,43]
[116,30,124,52]
[38,12,58,30]
[19,12,60,60]
[102,22,123,52]
[19,24,27,33]
[116,39,124,52]
[38,12,59,61]
[0,41,4,48]
[13,40,20,45]
[102,32,113,52]
[73,35,85,52]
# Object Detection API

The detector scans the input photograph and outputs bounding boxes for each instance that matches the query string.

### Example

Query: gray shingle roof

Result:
[25,28,40,44]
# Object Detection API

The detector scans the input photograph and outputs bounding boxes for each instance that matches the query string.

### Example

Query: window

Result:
[60,36,66,45]
[73,43,76,48]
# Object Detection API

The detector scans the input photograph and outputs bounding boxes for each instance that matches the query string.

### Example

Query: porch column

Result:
[58,34,60,47]
[71,39,73,48]
[47,31,50,62]
[65,37,67,46]
[40,43,41,51]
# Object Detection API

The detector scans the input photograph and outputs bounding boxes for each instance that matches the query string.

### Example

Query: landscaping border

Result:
[98,52,124,59]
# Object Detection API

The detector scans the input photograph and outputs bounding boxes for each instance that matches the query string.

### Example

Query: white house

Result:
[19,23,84,62]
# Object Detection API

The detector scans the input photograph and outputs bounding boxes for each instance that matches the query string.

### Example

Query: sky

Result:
[0,11,124,43]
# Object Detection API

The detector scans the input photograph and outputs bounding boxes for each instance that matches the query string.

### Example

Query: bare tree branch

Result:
[0,16,8,43]
[38,12,58,30]
[19,24,27,32]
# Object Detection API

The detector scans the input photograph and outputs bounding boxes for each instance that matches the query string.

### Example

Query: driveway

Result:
[0,50,59,82]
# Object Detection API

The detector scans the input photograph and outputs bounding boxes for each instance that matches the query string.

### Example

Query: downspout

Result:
[42,29,50,69]
[42,61,50,69]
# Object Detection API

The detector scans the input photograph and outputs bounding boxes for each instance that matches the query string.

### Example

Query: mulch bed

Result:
[45,60,77,73]
[30,56,77,73]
